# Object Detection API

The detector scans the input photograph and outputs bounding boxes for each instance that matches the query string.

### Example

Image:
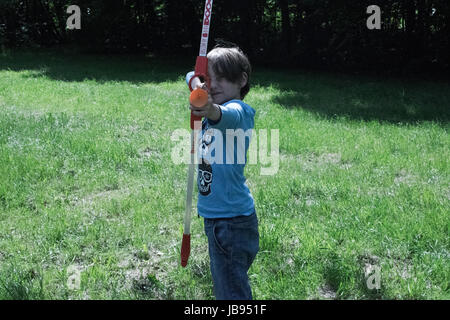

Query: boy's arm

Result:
[207,102,243,130]
[206,103,222,123]
[187,75,244,129]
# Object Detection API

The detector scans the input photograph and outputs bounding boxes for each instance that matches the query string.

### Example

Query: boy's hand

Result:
[189,83,221,122]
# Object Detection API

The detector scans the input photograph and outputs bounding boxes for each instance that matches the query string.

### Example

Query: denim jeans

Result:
[204,213,259,300]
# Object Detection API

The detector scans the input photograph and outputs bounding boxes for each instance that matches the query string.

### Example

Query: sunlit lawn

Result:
[0,49,448,299]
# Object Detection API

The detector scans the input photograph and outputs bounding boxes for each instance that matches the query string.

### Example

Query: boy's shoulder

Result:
[224,99,255,116]
[208,99,255,130]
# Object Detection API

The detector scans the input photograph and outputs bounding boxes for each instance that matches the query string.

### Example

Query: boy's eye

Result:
[213,74,224,81]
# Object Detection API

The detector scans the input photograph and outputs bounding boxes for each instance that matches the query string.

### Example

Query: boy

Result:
[189,46,259,300]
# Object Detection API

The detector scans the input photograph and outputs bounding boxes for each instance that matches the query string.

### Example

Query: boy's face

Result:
[208,64,246,104]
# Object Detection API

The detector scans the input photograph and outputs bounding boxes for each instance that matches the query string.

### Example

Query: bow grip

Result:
[188,56,209,91]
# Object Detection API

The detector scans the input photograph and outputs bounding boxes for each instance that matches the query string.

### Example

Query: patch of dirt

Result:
[318,153,341,165]
[282,152,347,171]
[75,188,131,208]
[318,284,337,300]
[139,146,161,160]
[394,169,416,186]
[118,244,176,299]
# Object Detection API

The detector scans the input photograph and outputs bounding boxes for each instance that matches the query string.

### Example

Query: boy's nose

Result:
[208,79,217,89]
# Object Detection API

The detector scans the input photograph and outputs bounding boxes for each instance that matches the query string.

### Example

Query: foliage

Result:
[0,0,448,74]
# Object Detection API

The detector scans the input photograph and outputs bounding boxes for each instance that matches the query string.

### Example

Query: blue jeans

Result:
[204,213,259,300]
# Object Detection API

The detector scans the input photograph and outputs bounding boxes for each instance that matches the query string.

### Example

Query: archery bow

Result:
[181,0,213,268]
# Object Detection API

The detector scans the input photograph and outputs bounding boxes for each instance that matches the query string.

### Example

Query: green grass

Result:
[0,49,449,300]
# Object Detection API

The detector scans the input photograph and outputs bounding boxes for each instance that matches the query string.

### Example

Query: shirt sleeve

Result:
[207,102,243,130]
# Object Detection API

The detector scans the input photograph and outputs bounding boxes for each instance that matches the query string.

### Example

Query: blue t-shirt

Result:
[197,100,256,218]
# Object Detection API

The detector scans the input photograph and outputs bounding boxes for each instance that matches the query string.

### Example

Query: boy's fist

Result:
[189,84,220,121]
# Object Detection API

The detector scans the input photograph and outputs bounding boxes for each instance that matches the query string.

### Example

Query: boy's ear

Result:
[240,72,248,89]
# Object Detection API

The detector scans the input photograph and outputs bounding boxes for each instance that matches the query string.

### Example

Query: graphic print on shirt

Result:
[198,158,212,196]
[198,127,214,196]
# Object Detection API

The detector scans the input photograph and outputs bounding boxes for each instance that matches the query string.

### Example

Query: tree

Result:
[0,0,448,74]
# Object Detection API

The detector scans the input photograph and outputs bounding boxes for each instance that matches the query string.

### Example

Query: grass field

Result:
[0,49,448,300]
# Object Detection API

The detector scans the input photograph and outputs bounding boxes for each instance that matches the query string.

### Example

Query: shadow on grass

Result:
[2,49,449,124]
[253,69,450,125]
[0,48,191,84]
[0,263,45,300]
[321,251,385,300]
